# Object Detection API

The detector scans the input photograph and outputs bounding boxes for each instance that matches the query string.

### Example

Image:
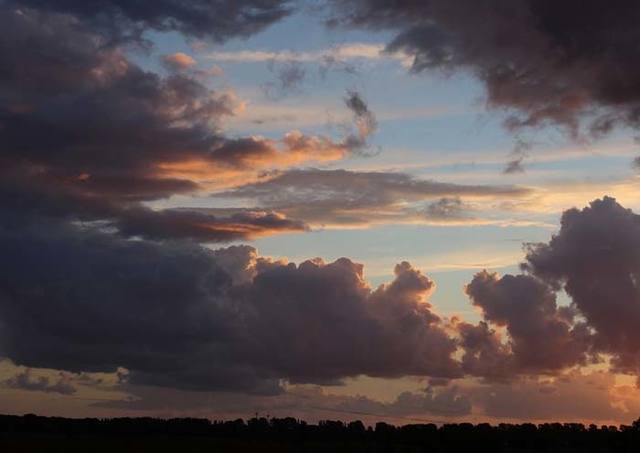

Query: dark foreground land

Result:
[2,414,640,452]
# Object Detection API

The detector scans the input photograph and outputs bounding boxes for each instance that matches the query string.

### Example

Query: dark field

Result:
[2,414,640,452]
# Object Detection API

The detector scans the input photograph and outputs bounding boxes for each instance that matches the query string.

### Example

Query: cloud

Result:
[0,5,367,243]
[464,271,591,375]
[115,207,308,242]
[206,44,410,97]
[524,197,640,376]
[0,170,307,243]
[343,90,378,153]
[447,196,640,382]
[262,60,307,99]
[0,218,461,394]
[90,381,470,423]
[204,43,408,64]
[329,0,640,138]
[468,371,626,423]
[454,320,514,382]
[215,168,532,227]
[331,385,472,419]
[425,197,470,221]
[162,52,197,71]
[4,369,76,395]
[10,0,294,42]
[502,157,526,175]
[4,195,640,399]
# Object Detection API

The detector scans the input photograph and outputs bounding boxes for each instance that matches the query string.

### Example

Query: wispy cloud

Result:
[204,43,411,66]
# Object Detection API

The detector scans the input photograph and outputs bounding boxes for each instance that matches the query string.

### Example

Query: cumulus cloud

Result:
[454,320,514,382]
[0,219,461,393]
[524,197,640,376]
[446,196,640,383]
[329,0,640,138]
[465,271,591,374]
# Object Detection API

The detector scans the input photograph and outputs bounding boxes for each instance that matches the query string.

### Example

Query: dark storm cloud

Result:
[524,197,640,376]
[0,219,461,393]
[0,219,272,393]
[9,0,294,42]
[241,260,460,383]
[330,0,640,138]
[0,5,226,204]
[0,7,234,174]
[0,5,346,242]
[4,369,77,395]
[4,196,640,394]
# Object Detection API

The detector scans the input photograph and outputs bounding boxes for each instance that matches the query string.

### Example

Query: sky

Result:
[3,0,640,426]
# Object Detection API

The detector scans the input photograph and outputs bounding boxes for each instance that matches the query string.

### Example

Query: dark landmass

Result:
[2,414,640,452]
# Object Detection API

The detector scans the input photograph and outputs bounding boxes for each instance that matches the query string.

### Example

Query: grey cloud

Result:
[330,0,640,138]
[0,174,307,243]
[343,90,378,153]
[524,197,640,375]
[10,0,294,42]
[455,320,514,382]
[503,157,526,175]
[425,197,470,221]
[0,217,460,394]
[220,169,529,205]
[262,60,307,99]
[215,168,531,226]
[0,5,346,243]
[465,271,591,374]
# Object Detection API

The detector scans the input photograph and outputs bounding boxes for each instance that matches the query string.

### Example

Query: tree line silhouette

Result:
[2,413,640,452]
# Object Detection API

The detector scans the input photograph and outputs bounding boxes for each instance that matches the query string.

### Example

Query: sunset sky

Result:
[3,0,640,426]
